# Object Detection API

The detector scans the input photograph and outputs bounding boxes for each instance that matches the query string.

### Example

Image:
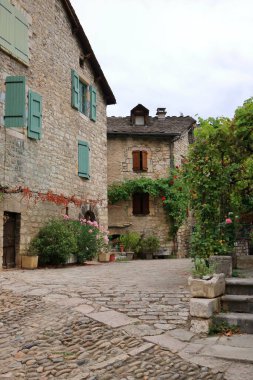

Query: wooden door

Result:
[3,212,17,268]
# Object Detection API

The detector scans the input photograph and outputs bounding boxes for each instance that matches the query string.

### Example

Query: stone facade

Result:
[107,106,195,256]
[0,0,115,268]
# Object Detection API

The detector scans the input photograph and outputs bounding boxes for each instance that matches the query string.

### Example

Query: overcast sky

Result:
[71,0,253,119]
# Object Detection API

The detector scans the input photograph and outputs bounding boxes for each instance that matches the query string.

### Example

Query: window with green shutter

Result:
[28,90,42,140]
[71,69,96,122]
[0,0,29,65]
[78,140,90,179]
[90,86,97,121]
[4,76,26,128]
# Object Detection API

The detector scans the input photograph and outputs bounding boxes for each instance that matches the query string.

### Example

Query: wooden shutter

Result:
[4,76,26,128]
[132,151,140,171]
[13,6,29,63]
[0,0,28,64]
[142,151,148,171]
[28,90,42,140]
[132,193,142,215]
[0,0,14,55]
[142,193,150,215]
[90,86,97,121]
[71,69,79,110]
[78,140,90,179]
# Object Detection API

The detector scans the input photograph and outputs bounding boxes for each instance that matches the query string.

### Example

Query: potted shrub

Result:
[139,235,160,260]
[188,258,225,298]
[21,252,39,269]
[119,232,141,260]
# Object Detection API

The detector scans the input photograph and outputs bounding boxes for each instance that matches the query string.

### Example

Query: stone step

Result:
[225,278,253,295]
[214,312,253,334]
[221,295,253,313]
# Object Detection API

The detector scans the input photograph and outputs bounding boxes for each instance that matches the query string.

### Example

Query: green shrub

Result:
[119,232,141,252]
[140,235,160,254]
[192,257,215,279]
[29,219,77,265]
[75,222,107,263]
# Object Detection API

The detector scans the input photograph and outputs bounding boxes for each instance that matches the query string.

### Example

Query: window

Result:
[132,193,149,215]
[135,116,145,125]
[132,150,148,171]
[79,81,87,115]
[78,140,90,179]
[0,0,29,64]
[71,69,97,121]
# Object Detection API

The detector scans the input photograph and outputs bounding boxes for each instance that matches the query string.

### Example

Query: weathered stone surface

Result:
[188,274,225,298]
[73,304,95,314]
[201,344,253,364]
[168,328,195,342]
[190,318,212,334]
[144,333,187,353]
[89,310,137,327]
[209,256,232,277]
[123,324,163,337]
[190,298,220,318]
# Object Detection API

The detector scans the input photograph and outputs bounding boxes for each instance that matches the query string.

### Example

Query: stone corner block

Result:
[188,274,225,298]
[190,297,220,318]
[190,318,212,334]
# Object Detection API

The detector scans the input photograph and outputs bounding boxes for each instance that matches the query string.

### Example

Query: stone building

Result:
[0,0,116,268]
[107,104,195,257]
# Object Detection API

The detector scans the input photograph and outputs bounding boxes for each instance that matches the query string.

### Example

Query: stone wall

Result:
[0,0,109,266]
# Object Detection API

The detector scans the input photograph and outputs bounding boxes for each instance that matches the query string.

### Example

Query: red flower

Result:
[169,180,174,185]
[161,196,166,201]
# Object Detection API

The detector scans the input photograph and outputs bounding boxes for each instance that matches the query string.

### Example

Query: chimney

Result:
[156,107,167,119]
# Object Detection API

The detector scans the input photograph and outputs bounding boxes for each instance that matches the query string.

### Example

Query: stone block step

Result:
[221,295,253,313]
[214,312,253,334]
[225,278,253,295]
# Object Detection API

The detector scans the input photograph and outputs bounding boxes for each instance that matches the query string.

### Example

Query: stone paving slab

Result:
[144,332,187,353]
[200,344,253,363]
[168,328,195,342]
[123,323,163,337]
[73,304,95,314]
[218,334,253,348]
[89,310,138,327]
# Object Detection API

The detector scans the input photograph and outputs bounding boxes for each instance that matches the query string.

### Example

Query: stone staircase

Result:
[214,278,253,333]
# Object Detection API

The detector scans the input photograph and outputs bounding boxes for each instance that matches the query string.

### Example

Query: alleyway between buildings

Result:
[0,259,252,379]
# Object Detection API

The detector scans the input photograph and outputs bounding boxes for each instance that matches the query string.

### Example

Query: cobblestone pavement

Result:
[0,260,227,379]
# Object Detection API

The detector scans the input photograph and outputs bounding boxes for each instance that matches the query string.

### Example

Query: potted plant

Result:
[139,235,160,260]
[119,232,141,260]
[188,258,225,298]
[21,252,39,269]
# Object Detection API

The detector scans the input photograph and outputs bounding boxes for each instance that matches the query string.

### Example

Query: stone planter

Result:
[188,273,225,298]
[21,255,38,269]
[126,252,134,260]
[98,252,110,262]
[209,255,232,277]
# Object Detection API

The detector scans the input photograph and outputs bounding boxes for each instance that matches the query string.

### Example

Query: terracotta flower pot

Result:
[21,256,38,269]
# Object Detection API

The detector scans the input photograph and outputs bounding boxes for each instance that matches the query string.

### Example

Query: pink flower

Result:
[63,214,69,220]
[225,218,232,224]
[104,236,109,244]
[88,229,93,233]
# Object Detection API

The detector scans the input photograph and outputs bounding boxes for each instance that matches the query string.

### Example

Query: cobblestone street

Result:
[0,259,238,379]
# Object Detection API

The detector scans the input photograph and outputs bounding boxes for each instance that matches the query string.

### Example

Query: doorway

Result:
[3,212,20,268]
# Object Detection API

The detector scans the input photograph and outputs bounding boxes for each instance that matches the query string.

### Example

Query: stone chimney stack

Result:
[156,107,167,119]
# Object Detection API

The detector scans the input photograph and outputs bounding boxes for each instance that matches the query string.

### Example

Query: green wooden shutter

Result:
[0,0,28,64]
[78,140,90,179]
[90,86,97,121]
[4,76,26,128]
[28,90,42,140]
[0,0,14,56]
[13,6,29,63]
[71,69,79,110]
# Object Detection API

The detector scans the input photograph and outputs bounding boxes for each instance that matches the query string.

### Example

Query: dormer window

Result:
[130,104,149,126]
[135,116,145,126]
